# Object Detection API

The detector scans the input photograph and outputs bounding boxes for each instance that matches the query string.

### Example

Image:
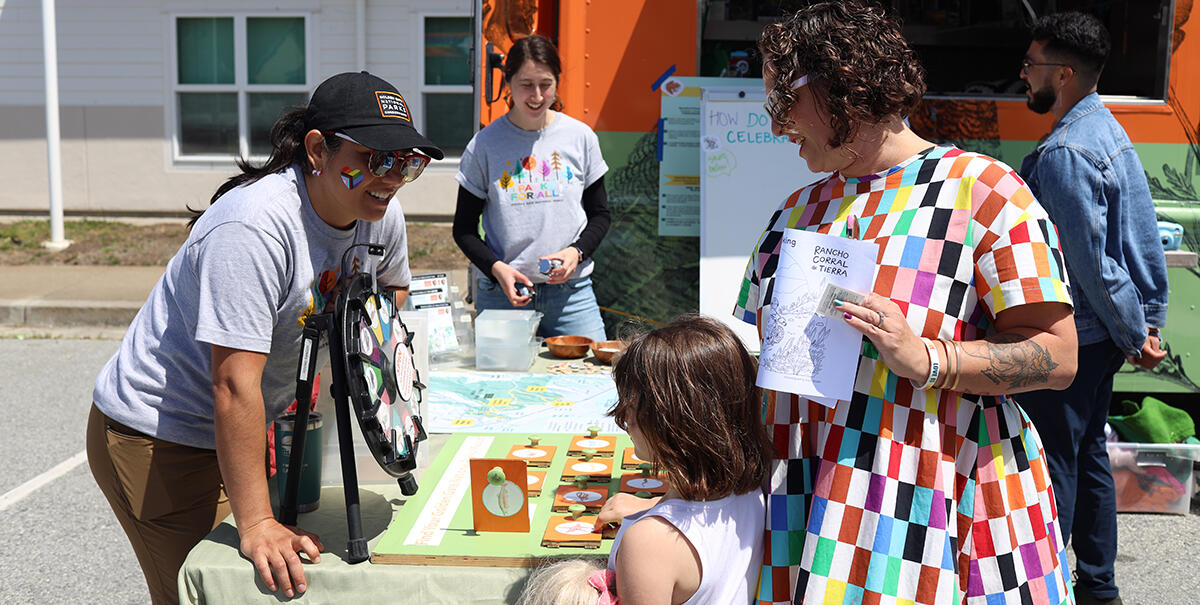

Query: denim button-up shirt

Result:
[1019,92,1168,356]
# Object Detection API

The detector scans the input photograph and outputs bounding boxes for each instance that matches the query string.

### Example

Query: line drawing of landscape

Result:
[760,277,831,378]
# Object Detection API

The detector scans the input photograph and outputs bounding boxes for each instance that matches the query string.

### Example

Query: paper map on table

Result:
[425,371,618,433]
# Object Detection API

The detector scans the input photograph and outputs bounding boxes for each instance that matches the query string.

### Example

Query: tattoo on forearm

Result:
[964,334,1059,389]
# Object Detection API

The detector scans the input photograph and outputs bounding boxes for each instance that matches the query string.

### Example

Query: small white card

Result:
[815,282,866,319]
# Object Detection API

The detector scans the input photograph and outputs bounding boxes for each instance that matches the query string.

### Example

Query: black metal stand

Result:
[278,269,428,565]
[278,312,370,563]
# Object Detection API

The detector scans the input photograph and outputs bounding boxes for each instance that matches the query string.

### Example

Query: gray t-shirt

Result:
[93,164,410,449]
[456,112,608,282]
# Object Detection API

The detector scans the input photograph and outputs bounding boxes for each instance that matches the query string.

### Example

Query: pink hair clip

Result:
[587,568,619,605]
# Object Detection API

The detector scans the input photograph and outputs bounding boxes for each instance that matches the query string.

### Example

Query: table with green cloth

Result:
[178,433,536,605]
[179,354,618,604]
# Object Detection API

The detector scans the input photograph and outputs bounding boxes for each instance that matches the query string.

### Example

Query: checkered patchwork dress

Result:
[735,146,1075,604]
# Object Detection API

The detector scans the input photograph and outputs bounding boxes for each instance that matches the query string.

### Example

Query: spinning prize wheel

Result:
[335,272,427,491]
[281,252,428,562]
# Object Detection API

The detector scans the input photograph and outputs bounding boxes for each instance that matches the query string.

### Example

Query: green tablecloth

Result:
[178,434,534,605]
[178,352,617,604]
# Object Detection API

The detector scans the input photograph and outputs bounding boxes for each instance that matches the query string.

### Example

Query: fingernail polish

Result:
[843,312,852,320]
[833,299,843,306]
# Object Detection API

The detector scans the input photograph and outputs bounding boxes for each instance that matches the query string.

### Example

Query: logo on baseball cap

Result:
[305,71,444,160]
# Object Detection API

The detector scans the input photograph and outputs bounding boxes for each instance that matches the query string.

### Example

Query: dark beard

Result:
[1027,87,1056,114]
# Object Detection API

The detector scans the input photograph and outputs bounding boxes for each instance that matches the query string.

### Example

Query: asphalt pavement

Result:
[1,267,1199,603]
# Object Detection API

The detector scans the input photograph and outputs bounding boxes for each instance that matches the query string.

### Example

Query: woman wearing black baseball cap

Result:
[87,71,441,604]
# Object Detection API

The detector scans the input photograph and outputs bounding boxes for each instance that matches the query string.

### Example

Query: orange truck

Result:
[477,0,1200,400]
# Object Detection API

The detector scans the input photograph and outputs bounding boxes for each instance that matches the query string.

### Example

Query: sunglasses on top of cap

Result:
[330,132,431,182]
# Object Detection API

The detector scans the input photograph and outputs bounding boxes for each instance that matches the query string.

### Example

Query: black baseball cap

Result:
[305,71,445,160]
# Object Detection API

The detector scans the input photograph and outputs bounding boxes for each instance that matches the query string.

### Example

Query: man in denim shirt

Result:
[1015,12,1169,605]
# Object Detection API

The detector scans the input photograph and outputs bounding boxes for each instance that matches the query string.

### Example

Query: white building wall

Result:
[0,0,466,218]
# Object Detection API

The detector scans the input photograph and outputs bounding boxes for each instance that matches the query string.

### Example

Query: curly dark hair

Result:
[759,0,925,148]
[1031,12,1110,87]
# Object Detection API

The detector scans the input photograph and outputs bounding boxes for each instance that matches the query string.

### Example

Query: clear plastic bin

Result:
[1107,441,1200,515]
[475,309,543,342]
[476,337,543,371]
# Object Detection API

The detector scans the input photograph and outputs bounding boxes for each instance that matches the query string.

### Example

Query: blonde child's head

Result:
[609,314,771,501]
[516,558,612,605]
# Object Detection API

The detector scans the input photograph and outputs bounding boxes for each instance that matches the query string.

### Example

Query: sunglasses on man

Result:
[331,132,431,182]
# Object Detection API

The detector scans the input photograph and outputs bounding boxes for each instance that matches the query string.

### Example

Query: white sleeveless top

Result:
[608,491,765,604]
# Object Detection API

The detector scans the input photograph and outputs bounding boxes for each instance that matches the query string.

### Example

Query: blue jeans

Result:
[1015,340,1125,600]
[474,275,607,341]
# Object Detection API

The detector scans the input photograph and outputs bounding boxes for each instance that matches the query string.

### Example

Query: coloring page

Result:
[757,228,877,405]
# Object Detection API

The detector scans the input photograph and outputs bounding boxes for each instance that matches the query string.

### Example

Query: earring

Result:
[312,168,322,176]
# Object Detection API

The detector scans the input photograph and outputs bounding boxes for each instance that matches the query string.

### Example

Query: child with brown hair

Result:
[517,314,770,605]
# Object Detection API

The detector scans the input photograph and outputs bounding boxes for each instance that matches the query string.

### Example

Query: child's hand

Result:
[595,492,659,530]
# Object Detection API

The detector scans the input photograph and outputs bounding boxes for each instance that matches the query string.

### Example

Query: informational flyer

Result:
[756,228,878,405]
[657,76,744,236]
[409,273,459,355]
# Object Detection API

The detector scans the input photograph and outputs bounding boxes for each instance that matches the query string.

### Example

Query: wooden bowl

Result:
[545,335,595,359]
[590,340,629,364]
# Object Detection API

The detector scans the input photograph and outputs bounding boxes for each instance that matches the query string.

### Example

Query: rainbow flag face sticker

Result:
[341,167,364,189]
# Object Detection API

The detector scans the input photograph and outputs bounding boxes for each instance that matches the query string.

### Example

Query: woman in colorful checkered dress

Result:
[738,2,1079,603]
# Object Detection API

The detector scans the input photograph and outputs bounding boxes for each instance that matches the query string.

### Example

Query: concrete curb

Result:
[0,299,139,328]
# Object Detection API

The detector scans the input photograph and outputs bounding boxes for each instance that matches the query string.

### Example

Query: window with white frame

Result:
[421,15,474,156]
[173,15,310,160]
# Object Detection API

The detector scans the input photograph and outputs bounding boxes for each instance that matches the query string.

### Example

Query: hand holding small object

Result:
[490,261,534,306]
[539,246,582,285]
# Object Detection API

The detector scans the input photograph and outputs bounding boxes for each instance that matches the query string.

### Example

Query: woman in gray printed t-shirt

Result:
[87,72,442,605]
[453,34,611,341]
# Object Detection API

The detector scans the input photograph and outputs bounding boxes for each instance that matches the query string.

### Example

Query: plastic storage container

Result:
[475,309,543,342]
[1107,441,1200,514]
[475,337,543,371]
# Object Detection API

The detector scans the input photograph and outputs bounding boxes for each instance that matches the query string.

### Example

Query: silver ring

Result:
[874,311,886,328]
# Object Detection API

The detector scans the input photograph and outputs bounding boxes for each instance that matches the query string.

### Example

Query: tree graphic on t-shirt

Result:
[551,151,562,177]
[522,156,537,182]
[512,161,524,184]
[541,162,551,179]
[499,170,513,189]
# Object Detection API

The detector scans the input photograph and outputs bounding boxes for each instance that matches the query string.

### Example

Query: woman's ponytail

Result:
[187,106,341,228]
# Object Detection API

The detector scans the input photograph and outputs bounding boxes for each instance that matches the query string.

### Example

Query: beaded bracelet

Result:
[911,337,941,391]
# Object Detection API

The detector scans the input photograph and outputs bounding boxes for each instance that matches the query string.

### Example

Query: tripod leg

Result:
[280,318,325,526]
[330,333,369,564]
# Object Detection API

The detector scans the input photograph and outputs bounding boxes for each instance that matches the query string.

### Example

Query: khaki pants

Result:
[86,405,230,605]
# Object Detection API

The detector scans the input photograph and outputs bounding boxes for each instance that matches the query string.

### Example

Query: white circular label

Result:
[360,325,374,355]
[575,438,611,449]
[563,490,602,504]
[627,477,664,490]
[481,482,525,517]
[527,475,540,486]
[512,448,547,458]
[363,367,378,396]
[570,462,607,474]
[554,521,595,536]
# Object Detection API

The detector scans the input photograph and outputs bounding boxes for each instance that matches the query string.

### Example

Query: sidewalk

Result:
[0,265,470,330]
[0,265,161,328]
